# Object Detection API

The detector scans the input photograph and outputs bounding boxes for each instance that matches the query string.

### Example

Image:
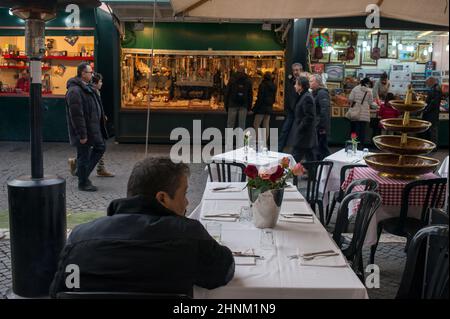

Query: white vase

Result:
[248,188,284,228]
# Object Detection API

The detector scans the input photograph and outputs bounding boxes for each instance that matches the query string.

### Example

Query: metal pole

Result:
[26,19,45,179]
[145,0,157,157]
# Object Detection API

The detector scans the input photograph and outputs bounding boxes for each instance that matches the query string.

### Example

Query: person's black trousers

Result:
[292,147,316,163]
[278,114,294,152]
[350,121,369,149]
[315,132,331,160]
[76,142,106,186]
[420,117,439,150]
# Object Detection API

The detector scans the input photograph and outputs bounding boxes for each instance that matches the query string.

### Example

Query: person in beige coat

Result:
[348,78,377,147]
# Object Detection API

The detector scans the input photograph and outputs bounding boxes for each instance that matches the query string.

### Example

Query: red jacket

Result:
[15,78,30,92]
[378,102,400,127]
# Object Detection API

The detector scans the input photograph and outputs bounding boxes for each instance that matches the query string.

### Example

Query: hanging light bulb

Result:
[423,49,429,56]
[428,45,433,53]
[392,40,397,46]
[446,44,449,51]
[398,43,403,50]
[362,41,368,48]
[392,49,397,55]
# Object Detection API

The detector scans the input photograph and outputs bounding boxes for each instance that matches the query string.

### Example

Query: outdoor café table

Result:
[190,182,368,299]
[342,167,444,246]
[208,147,296,181]
[319,149,371,206]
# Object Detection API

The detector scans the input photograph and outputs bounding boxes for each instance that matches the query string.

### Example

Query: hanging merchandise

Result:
[64,35,79,46]
[371,32,381,60]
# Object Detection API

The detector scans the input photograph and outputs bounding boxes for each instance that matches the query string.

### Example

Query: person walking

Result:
[253,72,277,146]
[68,73,114,178]
[278,63,303,152]
[346,78,376,148]
[310,74,331,160]
[420,77,442,150]
[66,63,108,191]
[287,76,317,163]
[224,64,253,131]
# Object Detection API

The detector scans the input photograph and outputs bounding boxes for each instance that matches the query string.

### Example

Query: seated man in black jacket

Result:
[50,158,235,297]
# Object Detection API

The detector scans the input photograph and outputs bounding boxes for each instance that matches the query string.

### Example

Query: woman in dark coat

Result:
[287,76,317,163]
[253,72,277,144]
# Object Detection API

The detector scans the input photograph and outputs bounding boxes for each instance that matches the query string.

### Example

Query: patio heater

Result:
[0,0,100,298]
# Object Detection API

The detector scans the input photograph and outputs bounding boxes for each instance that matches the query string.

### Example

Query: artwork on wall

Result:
[325,64,345,82]
[326,81,342,91]
[398,49,417,62]
[388,45,398,59]
[311,51,330,63]
[370,33,389,58]
[310,63,325,74]
[417,44,432,64]
[344,46,362,68]
[345,68,357,78]
[64,35,79,46]
[362,48,378,65]
[333,31,358,48]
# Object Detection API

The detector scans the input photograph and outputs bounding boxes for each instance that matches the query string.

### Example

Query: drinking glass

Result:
[240,206,253,222]
[260,229,275,250]
[206,222,222,243]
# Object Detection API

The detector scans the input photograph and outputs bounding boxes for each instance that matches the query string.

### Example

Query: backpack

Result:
[231,76,248,105]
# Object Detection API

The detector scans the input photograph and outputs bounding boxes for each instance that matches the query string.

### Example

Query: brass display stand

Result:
[364,86,440,179]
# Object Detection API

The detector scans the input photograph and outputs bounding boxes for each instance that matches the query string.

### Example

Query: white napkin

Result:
[201,217,238,222]
[234,256,256,266]
[297,249,348,267]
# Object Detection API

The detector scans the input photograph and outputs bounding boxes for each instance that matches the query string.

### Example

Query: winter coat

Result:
[65,77,108,146]
[253,78,277,114]
[313,87,331,132]
[348,85,374,123]
[422,83,442,122]
[378,101,401,128]
[287,90,318,149]
[224,72,253,111]
[49,195,235,297]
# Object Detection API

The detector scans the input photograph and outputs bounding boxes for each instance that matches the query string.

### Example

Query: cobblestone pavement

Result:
[0,142,447,299]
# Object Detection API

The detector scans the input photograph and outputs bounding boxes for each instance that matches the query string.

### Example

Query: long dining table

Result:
[189,182,368,299]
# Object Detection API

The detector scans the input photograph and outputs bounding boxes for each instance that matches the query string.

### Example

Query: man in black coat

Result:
[224,64,253,130]
[66,62,107,191]
[287,76,318,163]
[310,74,331,160]
[420,77,442,150]
[49,158,235,298]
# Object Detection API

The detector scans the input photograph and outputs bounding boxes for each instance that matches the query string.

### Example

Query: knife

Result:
[302,250,335,257]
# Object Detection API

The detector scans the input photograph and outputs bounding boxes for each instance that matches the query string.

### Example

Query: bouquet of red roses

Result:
[243,157,305,193]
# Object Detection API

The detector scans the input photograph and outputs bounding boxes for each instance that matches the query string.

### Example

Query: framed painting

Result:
[398,49,417,62]
[417,44,432,64]
[325,64,345,82]
[333,31,358,49]
[362,48,378,65]
[370,33,389,58]
[326,81,342,90]
[332,107,342,117]
[344,46,362,68]
[311,51,331,63]
[310,63,325,74]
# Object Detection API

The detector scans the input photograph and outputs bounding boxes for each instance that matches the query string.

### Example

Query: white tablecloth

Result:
[438,156,449,178]
[319,149,369,206]
[191,182,368,299]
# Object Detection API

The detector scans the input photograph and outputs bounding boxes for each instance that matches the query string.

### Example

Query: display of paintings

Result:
[325,64,345,82]
[310,63,325,74]
[417,44,432,64]
[332,31,358,49]
[370,33,389,58]
[332,107,342,117]
[398,49,417,62]
[362,48,378,65]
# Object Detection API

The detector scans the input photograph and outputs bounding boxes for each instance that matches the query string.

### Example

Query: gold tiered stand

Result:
[364,86,440,179]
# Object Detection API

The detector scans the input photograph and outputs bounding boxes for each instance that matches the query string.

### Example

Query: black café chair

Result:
[332,191,382,281]
[298,160,333,224]
[325,164,368,226]
[370,178,447,264]
[396,225,449,299]
[56,291,191,299]
[206,160,247,183]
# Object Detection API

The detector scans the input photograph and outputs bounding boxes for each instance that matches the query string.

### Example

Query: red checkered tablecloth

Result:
[342,167,443,207]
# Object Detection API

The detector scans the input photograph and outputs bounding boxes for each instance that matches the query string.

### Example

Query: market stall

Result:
[307,23,449,147]
[0,7,119,142]
[117,22,286,143]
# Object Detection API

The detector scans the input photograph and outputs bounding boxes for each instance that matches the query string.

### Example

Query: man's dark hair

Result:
[77,62,91,77]
[360,77,372,87]
[127,158,190,199]
[92,73,103,84]
[381,72,388,80]
[296,76,310,90]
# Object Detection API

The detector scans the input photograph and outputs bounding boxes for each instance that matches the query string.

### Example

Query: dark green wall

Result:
[122,22,283,51]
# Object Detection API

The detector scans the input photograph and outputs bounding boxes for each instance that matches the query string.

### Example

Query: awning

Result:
[170,0,449,27]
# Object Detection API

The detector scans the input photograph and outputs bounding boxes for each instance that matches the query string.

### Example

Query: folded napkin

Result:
[201,216,238,222]
[297,249,347,267]
[233,249,258,266]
